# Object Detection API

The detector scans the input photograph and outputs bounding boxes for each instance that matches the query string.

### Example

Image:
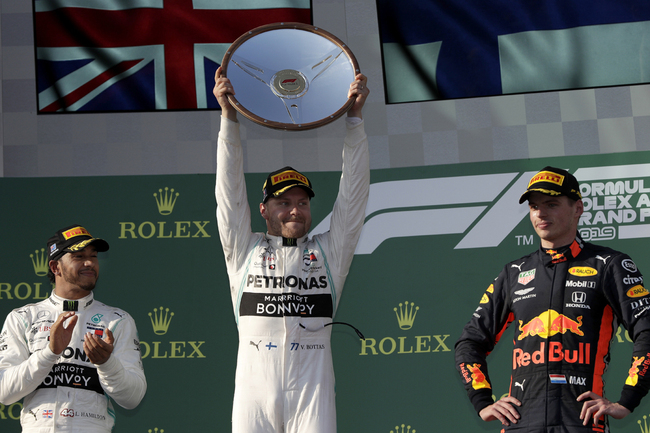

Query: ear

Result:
[259,202,268,220]
[575,199,584,218]
[49,260,59,276]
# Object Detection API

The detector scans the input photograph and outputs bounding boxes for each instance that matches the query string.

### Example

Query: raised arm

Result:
[214,66,254,272]
[325,74,370,280]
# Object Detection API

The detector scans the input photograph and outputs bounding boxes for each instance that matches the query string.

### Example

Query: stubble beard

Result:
[61,265,98,292]
[269,217,311,239]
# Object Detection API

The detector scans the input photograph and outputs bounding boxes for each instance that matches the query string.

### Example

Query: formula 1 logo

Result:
[309,162,650,254]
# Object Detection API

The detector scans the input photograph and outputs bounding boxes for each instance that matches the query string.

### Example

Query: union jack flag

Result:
[34,0,312,112]
[88,326,104,337]
[43,409,53,418]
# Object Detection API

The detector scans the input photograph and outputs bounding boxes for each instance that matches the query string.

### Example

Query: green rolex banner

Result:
[1,151,650,432]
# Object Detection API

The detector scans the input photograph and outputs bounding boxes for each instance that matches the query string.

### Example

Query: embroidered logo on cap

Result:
[62,227,90,240]
[271,170,309,186]
[528,171,565,188]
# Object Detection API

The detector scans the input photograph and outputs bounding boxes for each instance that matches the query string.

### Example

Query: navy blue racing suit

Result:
[456,236,650,432]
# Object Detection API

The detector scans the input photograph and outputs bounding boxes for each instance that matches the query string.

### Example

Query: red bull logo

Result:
[513,341,591,369]
[626,356,645,386]
[518,310,583,340]
[462,363,491,390]
[547,249,566,263]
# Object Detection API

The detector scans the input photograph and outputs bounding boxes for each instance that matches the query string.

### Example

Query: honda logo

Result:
[572,292,587,304]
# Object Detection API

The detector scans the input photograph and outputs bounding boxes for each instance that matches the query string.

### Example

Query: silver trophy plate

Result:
[222,22,360,130]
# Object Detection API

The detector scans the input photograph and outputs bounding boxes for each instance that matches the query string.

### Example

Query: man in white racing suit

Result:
[213,67,370,433]
[0,224,147,432]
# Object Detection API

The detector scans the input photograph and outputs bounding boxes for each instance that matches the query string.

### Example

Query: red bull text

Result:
[626,355,650,387]
[626,356,645,386]
[513,341,591,369]
[514,310,589,370]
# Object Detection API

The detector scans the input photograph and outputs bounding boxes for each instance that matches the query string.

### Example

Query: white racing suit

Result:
[216,116,369,433]
[0,292,146,432]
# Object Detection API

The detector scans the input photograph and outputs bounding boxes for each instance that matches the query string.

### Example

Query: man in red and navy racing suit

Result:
[0,225,146,433]
[213,67,370,433]
[456,167,650,432]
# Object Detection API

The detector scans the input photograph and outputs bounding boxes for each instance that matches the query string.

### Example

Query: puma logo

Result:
[511,262,525,271]
[515,379,525,391]
[596,255,611,264]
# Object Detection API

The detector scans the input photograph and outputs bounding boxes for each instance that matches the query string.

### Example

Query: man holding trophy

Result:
[213,65,370,433]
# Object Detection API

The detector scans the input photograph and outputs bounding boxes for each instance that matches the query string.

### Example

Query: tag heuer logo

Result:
[518,270,535,285]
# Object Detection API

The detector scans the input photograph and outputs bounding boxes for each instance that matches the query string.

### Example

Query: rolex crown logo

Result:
[148,429,165,433]
[390,424,416,433]
[30,248,49,277]
[394,301,419,330]
[639,413,650,433]
[149,307,174,335]
[154,187,179,215]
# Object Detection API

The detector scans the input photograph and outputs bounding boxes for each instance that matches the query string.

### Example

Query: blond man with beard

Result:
[214,67,370,433]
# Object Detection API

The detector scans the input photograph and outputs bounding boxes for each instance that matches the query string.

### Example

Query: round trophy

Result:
[221,22,360,130]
